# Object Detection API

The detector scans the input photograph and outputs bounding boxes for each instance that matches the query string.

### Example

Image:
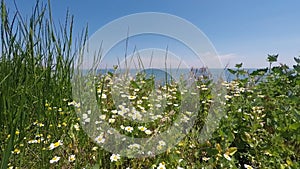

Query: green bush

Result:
[0,1,299,168]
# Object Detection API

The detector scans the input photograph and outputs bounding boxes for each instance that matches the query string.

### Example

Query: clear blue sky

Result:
[5,0,300,68]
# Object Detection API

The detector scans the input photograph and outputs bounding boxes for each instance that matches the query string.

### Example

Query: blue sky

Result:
[5,0,300,68]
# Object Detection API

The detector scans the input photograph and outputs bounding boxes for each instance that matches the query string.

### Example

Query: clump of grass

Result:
[0,0,84,168]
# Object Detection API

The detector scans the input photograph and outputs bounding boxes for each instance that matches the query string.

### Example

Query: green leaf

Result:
[91,164,100,169]
[250,68,268,76]
[289,123,300,130]
[0,71,12,86]
[206,148,219,156]
[293,65,300,73]
[130,80,139,89]
[267,54,278,63]
[237,69,247,75]
[272,66,283,74]
[235,63,243,69]
[227,68,236,75]
[294,57,300,64]
[107,71,114,77]
[113,65,118,70]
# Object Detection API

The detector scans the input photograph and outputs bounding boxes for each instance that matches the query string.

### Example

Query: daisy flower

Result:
[49,140,63,150]
[50,156,60,163]
[138,126,147,132]
[125,126,133,133]
[244,164,253,169]
[158,140,166,146]
[74,123,80,131]
[157,162,166,169]
[145,129,152,135]
[12,148,20,154]
[68,154,76,162]
[110,154,121,162]
[108,118,115,123]
[95,134,105,144]
[128,95,136,100]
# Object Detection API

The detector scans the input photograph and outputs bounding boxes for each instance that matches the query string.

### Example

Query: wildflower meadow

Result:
[0,1,299,169]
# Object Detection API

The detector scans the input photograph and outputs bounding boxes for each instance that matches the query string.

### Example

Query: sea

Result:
[80,68,257,83]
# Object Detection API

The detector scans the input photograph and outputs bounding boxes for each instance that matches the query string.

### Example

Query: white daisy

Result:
[125,126,133,133]
[110,154,120,162]
[50,156,60,163]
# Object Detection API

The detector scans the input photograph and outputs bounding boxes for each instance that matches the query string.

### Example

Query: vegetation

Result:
[1,1,299,168]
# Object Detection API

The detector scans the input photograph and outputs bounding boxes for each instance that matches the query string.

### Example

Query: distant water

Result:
[81,68,257,82]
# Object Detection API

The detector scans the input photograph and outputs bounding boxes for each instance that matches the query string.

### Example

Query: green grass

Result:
[1,1,299,168]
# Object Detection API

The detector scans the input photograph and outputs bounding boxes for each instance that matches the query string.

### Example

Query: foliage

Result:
[0,1,299,168]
